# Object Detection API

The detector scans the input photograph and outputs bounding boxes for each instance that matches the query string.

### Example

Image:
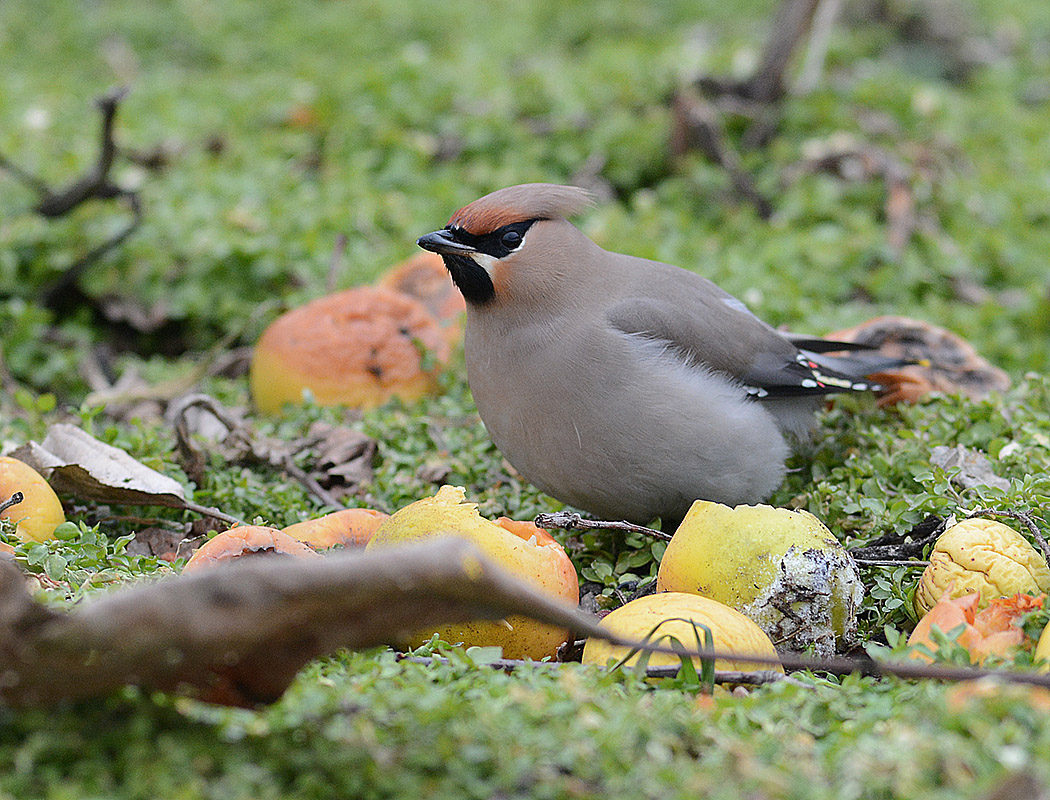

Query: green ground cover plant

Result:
[2,0,1050,796]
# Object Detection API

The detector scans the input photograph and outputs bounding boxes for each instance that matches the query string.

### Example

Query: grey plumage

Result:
[418,183,884,526]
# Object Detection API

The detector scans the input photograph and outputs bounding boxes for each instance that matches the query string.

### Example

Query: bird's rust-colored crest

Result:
[448,183,594,234]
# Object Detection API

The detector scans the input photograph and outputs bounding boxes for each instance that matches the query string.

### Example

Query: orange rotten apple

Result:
[365,485,579,659]
[250,286,451,413]
[907,589,1045,664]
[376,251,465,345]
[183,526,322,573]
[0,456,66,543]
[282,507,390,550]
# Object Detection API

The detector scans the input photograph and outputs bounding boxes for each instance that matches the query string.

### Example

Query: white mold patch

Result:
[741,546,864,657]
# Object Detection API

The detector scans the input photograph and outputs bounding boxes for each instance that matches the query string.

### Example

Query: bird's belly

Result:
[465,333,789,524]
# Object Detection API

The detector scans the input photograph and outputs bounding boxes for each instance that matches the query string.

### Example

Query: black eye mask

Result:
[445,219,536,258]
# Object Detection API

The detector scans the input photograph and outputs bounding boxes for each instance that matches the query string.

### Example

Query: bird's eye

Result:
[501,230,522,249]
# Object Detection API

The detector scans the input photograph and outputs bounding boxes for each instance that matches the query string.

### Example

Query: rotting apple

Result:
[183,525,322,572]
[914,517,1050,615]
[0,456,66,543]
[656,500,863,656]
[365,485,579,659]
[283,507,390,550]
[375,251,465,346]
[249,286,450,413]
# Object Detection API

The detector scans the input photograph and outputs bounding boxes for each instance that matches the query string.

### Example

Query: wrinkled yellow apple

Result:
[1035,621,1050,672]
[914,518,1050,616]
[656,500,863,656]
[365,485,579,659]
[0,456,66,543]
[581,592,782,674]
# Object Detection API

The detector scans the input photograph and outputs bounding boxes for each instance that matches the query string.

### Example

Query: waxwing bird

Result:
[418,183,889,527]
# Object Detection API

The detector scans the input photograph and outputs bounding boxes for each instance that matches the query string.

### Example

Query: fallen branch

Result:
[4,535,1050,710]
[669,91,774,218]
[0,538,618,708]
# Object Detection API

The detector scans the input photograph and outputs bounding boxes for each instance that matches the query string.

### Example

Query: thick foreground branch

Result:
[0,538,620,708]
[4,536,1049,710]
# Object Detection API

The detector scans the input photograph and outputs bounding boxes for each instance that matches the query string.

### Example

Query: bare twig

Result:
[32,88,128,217]
[0,153,49,195]
[669,91,774,218]
[177,499,244,527]
[169,394,343,509]
[793,0,844,94]
[0,87,146,311]
[279,458,342,509]
[534,512,673,542]
[853,559,930,567]
[0,492,25,515]
[670,0,828,211]
[42,191,143,309]
[744,0,822,103]
[849,515,947,561]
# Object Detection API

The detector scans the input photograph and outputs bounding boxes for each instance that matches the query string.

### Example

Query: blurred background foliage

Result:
[2,0,1048,403]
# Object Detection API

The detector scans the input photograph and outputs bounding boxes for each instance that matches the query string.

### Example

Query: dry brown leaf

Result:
[13,424,187,507]
[11,423,241,525]
[931,444,1010,491]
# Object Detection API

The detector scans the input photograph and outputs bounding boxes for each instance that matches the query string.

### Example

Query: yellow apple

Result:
[581,591,781,674]
[656,500,863,656]
[914,518,1050,615]
[0,456,66,543]
[365,485,579,659]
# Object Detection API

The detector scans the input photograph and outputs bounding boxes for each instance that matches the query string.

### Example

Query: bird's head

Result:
[417,183,594,306]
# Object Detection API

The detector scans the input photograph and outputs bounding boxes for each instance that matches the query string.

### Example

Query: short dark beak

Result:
[417,229,477,256]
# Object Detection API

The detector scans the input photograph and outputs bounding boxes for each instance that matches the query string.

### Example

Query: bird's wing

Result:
[605,269,875,399]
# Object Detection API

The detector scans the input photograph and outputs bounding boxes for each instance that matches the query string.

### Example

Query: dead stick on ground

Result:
[4,536,1050,710]
[170,394,343,509]
[0,538,677,708]
[793,0,843,94]
[743,0,822,103]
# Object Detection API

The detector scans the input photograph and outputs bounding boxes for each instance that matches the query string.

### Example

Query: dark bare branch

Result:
[534,511,673,542]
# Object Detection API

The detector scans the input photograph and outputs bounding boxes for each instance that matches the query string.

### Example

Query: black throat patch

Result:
[442,253,496,305]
